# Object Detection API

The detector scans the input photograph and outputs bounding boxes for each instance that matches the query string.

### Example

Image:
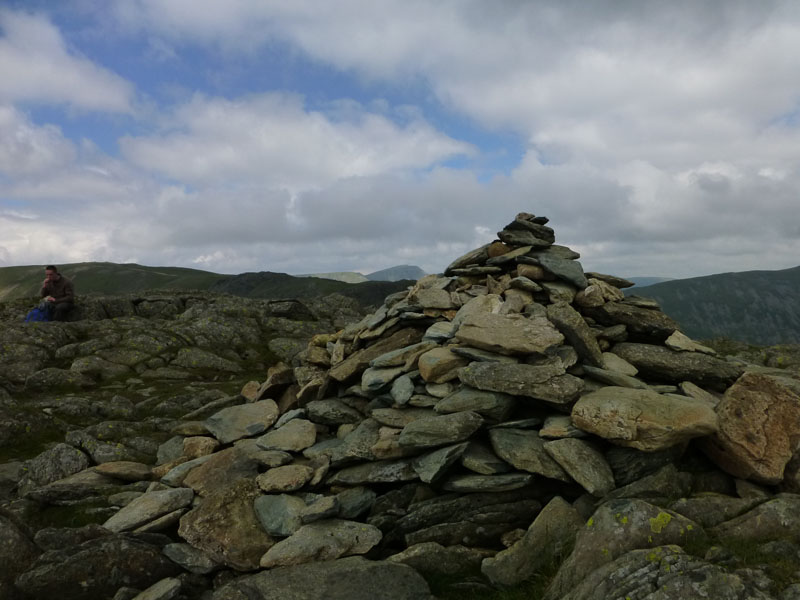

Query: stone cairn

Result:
[11,212,800,600]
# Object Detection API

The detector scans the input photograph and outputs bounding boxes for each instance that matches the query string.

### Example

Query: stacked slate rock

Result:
[12,212,800,600]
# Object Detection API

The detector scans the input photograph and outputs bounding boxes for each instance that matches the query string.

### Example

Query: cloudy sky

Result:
[2,1,800,279]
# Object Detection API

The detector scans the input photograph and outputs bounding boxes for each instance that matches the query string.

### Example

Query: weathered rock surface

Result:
[482,496,583,586]
[14,535,181,600]
[455,313,564,355]
[702,372,800,484]
[559,545,774,600]
[546,499,707,599]
[178,479,275,571]
[612,342,744,390]
[259,519,383,567]
[572,386,719,451]
[212,556,433,600]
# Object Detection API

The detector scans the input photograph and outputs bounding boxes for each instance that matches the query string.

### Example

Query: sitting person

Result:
[40,265,75,321]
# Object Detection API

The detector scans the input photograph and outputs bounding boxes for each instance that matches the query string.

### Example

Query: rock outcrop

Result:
[2,212,800,600]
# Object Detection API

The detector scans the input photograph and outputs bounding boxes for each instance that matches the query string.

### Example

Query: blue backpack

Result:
[25,305,52,322]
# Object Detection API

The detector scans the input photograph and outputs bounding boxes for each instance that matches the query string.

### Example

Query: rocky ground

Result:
[2,214,800,600]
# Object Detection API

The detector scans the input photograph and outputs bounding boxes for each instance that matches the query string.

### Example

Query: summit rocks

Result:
[3,211,800,600]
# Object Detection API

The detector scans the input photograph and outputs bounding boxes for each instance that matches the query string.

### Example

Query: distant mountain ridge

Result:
[626,265,800,345]
[626,276,675,288]
[0,262,414,309]
[367,265,427,282]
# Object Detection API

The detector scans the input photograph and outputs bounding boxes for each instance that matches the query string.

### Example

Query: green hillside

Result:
[627,265,800,345]
[0,262,413,309]
[210,271,413,307]
[0,262,227,300]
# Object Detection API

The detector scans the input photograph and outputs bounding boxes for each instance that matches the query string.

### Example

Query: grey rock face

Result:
[14,535,181,600]
[546,302,604,366]
[612,342,743,390]
[17,443,90,498]
[211,556,433,600]
[559,545,773,600]
[546,498,707,600]
[585,301,681,341]
[0,514,39,600]
[482,496,583,586]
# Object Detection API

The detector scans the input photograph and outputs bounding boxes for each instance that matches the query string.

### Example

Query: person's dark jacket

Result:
[40,275,74,304]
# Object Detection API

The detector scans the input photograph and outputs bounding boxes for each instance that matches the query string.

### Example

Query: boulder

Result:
[178,479,275,571]
[702,372,800,484]
[204,399,280,444]
[572,386,718,451]
[455,312,564,356]
[545,499,707,599]
[611,343,743,391]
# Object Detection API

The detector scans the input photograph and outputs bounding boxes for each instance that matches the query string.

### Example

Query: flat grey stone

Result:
[104,488,194,533]
[455,313,564,356]
[398,412,484,450]
[460,441,511,475]
[543,438,615,496]
[412,442,469,483]
[434,387,515,423]
[489,428,571,482]
[163,543,222,575]
[306,399,363,425]
[336,487,377,519]
[256,419,317,452]
[260,520,383,568]
[327,460,419,485]
[254,494,307,537]
[204,400,280,444]
[581,365,649,389]
[546,302,603,366]
[441,473,534,493]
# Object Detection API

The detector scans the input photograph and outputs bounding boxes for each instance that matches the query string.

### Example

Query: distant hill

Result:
[626,265,800,345]
[209,271,413,307]
[0,262,413,310]
[297,271,370,284]
[626,276,675,288]
[0,262,225,301]
[367,265,427,282]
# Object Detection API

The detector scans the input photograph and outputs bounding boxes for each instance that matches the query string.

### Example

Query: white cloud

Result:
[4,1,800,280]
[0,105,76,175]
[0,9,133,112]
[119,93,473,190]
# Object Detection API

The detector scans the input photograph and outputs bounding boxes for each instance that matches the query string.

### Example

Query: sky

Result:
[2,1,800,279]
